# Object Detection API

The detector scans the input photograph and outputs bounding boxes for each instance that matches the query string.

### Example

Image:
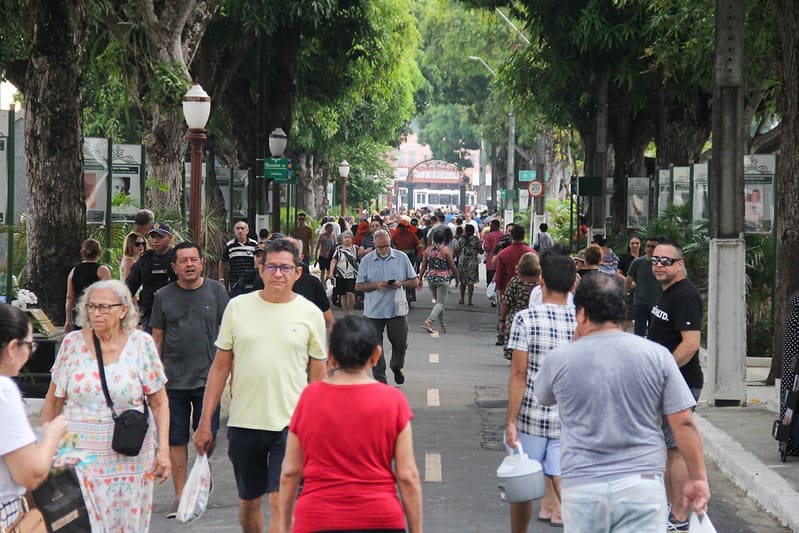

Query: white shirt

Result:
[528,284,575,308]
[0,377,36,503]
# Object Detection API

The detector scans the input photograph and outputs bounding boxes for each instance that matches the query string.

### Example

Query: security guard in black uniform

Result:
[125,221,177,332]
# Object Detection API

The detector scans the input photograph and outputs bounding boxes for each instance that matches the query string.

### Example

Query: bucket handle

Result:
[509,441,525,456]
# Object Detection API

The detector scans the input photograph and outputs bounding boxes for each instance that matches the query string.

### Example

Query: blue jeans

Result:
[561,474,667,532]
[426,282,449,328]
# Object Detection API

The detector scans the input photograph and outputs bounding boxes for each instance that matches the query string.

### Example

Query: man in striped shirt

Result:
[219,220,258,292]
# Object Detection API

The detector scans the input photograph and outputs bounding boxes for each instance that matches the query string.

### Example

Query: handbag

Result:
[3,495,46,533]
[93,333,149,457]
[30,467,91,532]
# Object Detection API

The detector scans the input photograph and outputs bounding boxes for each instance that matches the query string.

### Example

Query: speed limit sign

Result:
[527,180,544,198]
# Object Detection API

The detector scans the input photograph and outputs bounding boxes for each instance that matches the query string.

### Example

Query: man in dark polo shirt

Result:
[647,238,702,532]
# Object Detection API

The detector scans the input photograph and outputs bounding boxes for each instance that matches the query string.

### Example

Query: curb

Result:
[695,413,799,531]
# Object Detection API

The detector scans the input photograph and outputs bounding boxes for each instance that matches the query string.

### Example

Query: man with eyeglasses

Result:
[647,238,703,532]
[126,222,177,332]
[219,219,258,292]
[625,237,662,336]
[194,238,326,533]
[150,242,228,518]
[355,229,418,384]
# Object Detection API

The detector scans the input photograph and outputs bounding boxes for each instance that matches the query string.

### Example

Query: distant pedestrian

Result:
[150,242,228,518]
[624,237,660,336]
[125,222,177,332]
[278,316,422,533]
[500,253,540,361]
[194,238,326,533]
[646,238,703,531]
[494,225,534,344]
[329,231,359,316]
[355,229,418,384]
[64,238,112,331]
[219,219,258,292]
[290,214,314,263]
[120,231,147,281]
[418,229,459,335]
[535,274,710,532]
[455,224,482,305]
[533,223,554,252]
[133,208,155,238]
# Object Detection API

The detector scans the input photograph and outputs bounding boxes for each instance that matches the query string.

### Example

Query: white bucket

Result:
[497,442,546,503]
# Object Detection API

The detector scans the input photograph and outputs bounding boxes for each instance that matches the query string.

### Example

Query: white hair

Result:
[75,279,139,331]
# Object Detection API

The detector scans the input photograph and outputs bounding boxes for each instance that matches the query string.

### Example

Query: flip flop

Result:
[422,321,434,334]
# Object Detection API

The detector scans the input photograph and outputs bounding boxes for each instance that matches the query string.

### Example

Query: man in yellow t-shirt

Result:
[194,238,327,533]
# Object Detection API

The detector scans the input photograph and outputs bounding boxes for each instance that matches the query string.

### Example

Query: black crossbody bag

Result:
[93,333,149,456]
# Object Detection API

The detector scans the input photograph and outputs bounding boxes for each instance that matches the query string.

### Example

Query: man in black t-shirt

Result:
[647,238,702,531]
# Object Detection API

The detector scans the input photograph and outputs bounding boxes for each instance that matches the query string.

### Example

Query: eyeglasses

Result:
[263,263,296,274]
[86,303,125,314]
[20,340,38,353]
[134,241,146,247]
[651,256,683,267]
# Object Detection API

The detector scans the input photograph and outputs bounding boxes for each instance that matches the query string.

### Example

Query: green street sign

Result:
[519,170,535,182]
[262,157,294,183]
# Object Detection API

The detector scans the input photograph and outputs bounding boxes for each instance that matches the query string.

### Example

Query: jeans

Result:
[367,316,408,383]
[426,282,449,328]
[632,304,651,337]
[561,474,667,532]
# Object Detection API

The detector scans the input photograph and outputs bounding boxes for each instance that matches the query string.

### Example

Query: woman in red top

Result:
[279,316,422,533]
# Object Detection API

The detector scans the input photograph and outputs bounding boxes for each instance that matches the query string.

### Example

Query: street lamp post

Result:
[468,55,515,213]
[182,83,211,245]
[269,128,288,233]
[339,160,350,216]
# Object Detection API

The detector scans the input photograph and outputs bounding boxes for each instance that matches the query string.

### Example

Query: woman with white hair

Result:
[42,280,170,532]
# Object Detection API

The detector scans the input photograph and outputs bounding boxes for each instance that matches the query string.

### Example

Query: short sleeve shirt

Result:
[215,292,326,431]
[508,304,576,438]
[534,332,697,487]
[0,377,36,502]
[647,278,703,389]
[627,255,661,308]
[356,250,418,319]
[150,279,229,389]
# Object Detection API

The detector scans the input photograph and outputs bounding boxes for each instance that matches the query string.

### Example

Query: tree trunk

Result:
[656,92,712,167]
[25,0,88,324]
[143,105,186,214]
[770,0,799,383]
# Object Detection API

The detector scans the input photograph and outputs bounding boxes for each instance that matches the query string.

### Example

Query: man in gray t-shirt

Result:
[151,242,229,517]
[534,274,710,531]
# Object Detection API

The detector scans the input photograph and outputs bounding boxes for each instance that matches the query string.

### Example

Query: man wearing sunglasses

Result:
[647,238,703,532]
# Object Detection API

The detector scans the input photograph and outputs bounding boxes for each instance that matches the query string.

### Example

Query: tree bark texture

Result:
[101,0,220,215]
[25,0,88,323]
[655,91,712,167]
[770,0,799,383]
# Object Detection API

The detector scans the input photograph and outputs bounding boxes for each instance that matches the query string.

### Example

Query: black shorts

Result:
[336,277,356,294]
[227,427,287,500]
[167,388,220,446]
[318,257,331,271]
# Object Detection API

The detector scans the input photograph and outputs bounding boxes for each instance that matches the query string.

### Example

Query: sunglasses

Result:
[651,256,682,267]
[134,241,146,247]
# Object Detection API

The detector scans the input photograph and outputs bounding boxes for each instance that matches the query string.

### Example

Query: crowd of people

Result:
[1,203,755,533]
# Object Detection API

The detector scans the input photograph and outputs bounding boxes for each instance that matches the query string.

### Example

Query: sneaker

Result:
[393,369,405,385]
[667,515,689,532]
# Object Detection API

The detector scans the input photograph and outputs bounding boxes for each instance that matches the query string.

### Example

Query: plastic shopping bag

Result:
[486,281,498,305]
[688,512,717,533]
[177,454,211,523]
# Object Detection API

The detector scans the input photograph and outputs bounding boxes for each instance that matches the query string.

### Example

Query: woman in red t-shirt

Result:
[279,316,422,533]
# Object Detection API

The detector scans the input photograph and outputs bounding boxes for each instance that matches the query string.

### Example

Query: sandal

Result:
[439,326,447,334]
[422,321,434,334]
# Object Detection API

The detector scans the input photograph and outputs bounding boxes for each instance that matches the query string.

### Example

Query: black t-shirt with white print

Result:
[647,278,703,389]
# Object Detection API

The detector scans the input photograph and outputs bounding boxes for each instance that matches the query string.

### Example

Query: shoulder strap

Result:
[93,332,117,418]
[93,332,148,419]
